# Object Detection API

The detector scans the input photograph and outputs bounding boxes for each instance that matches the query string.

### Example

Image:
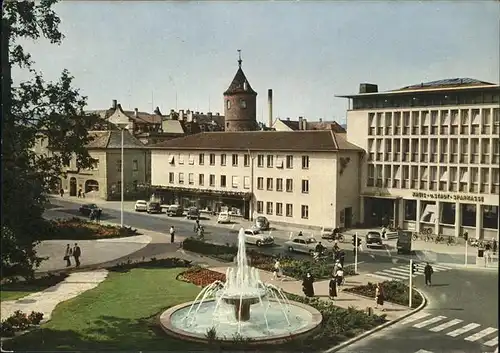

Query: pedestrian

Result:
[302,272,315,297]
[375,283,385,311]
[82,191,85,199]
[78,189,82,198]
[170,226,175,243]
[64,244,72,267]
[60,188,64,197]
[333,260,339,276]
[96,208,102,223]
[272,259,282,280]
[89,209,95,222]
[339,251,345,268]
[493,239,498,255]
[335,267,344,288]
[381,226,387,240]
[424,262,433,286]
[298,231,303,237]
[73,243,81,268]
[329,275,338,300]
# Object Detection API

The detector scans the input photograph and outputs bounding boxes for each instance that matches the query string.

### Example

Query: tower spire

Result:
[237,49,242,68]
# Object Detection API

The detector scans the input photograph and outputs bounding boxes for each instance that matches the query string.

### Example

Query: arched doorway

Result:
[85,179,99,193]
[69,177,77,196]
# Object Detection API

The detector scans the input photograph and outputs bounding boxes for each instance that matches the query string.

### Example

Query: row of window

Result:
[256,177,309,193]
[170,153,310,169]
[256,201,310,219]
[115,159,139,172]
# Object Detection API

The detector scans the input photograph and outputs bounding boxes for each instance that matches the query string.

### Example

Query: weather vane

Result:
[237,49,242,68]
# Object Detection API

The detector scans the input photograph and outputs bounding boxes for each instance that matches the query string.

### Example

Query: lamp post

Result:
[116,123,128,228]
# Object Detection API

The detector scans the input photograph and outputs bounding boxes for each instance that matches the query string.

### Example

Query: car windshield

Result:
[137,201,147,204]
[256,217,266,222]
[149,202,159,206]
[367,232,381,238]
[306,238,317,244]
[323,228,333,232]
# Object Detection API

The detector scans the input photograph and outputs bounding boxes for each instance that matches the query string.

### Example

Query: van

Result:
[396,230,412,254]
[167,205,184,217]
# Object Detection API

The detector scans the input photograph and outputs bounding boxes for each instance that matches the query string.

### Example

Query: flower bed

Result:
[109,257,192,272]
[178,267,226,287]
[1,310,44,337]
[40,217,140,240]
[343,280,423,308]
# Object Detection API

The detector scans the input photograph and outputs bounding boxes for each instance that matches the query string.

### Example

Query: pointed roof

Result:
[224,67,257,96]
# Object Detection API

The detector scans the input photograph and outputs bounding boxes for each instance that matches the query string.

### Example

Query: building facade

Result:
[337,78,500,240]
[150,130,363,229]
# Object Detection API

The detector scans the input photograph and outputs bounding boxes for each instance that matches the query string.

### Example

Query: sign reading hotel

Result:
[412,191,485,203]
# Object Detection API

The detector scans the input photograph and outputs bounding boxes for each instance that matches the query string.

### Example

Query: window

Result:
[232,176,239,188]
[301,180,309,194]
[133,180,138,191]
[169,172,174,184]
[178,154,184,164]
[286,179,293,192]
[199,174,205,186]
[301,205,309,219]
[276,178,283,191]
[188,173,194,185]
[221,154,227,166]
[266,202,273,215]
[199,153,205,165]
[188,154,194,165]
[404,200,416,221]
[302,156,309,169]
[440,203,455,225]
[132,159,138,171]
[367,164,375,187]
[240,99,247,108]
[276,202,283,216]
[243,176,250,189]
[257,155,264,167]
[483,206,499,230]
[276,156,284,168]
[169,155,175,164]
[244,154,250,167]
[220,175,227,187]
[209,174,215,187]
[266,178,273,190]
[232,154,238,166]
[257,177,264,190]
[227,100,231,109]
[257,201,263,213]
[286,203,293,217]
[267,155,273,168]
[209,154,215,166]
[116,159,121,172]
[91,159,99,170]
[286,155,293,169]
[179,172,184,184]
[461,204,476,227]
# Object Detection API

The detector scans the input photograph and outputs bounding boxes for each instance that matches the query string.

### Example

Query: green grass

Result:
[1,291,35,302]
[3,268,205,351]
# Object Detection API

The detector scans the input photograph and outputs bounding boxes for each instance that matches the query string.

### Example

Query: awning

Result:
[361,193,400,200]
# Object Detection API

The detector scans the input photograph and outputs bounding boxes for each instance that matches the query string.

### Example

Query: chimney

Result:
[154,106,161,115]
[359,83,378,94]
[268,89,273,128]
[216,112,220,116]
[187,111,193,123]
[298,116,304,130]
[303,118,308,130]
[179,109,184,120]
[208,112,212,118]
[112,99,117,109]
[286,117,290,121]
[134,108,139,118]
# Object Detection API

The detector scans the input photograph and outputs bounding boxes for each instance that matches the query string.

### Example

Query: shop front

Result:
[152,185,252,219]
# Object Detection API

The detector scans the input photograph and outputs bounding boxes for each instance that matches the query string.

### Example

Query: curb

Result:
[322,287,428,353]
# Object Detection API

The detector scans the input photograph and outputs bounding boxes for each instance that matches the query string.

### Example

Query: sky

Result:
[13,0,500,125]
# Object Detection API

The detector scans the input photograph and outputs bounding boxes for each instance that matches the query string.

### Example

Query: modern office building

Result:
[337,78,499,240]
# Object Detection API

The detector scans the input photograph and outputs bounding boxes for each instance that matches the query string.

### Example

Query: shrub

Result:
[343,280,422,308]
[182,237,237,257]
[40,217,139,240]
[0,310,46,337]
[1,272,68,289]
[109,257,191,272]
[27,311,44,325]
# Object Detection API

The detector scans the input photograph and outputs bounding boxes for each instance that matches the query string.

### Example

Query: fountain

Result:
[159,228,322,344]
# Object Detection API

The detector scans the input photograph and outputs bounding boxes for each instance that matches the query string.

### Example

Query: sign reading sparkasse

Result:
[412,191,485,203]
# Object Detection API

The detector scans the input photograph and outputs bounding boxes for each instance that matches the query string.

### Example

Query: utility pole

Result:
[354,233,358,274]
[409,259,413,308]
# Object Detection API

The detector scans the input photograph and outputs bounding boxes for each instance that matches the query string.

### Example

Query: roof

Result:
[150,131,362,152]
[88,107,162,125]
[162,120,186,134]
[86,131,145,149]
[277,119,347,133]
[224,67,257,96]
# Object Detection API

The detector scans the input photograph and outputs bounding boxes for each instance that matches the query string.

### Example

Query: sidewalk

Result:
[208,266,413,321]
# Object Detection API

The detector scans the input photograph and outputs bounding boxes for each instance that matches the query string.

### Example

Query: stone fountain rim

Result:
[159,298,323,345]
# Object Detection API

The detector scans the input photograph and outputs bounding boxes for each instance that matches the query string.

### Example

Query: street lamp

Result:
[116,123,128,227]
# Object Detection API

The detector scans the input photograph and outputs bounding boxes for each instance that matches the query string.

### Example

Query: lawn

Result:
[1,291,36,302]
[3,268,205,351]
[1,274,68,302]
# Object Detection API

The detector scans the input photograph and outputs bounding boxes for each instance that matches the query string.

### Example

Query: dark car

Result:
[365,231,383,248]
[255,216,270,230]
[79,203,101,216]
[186,207,200,220]
[396,230,412,254]
[147,202,162,214]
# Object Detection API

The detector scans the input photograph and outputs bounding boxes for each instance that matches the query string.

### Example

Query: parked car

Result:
[365,231,383,248]
[284,236,319,254]
[135,200,148,212]
[79,203,102,216]
[243,229,274,247]
[254,216,270,230]
[186,207,200,220]
[147,201,162,214]
[217,211,231,224]
[167,204,184,217]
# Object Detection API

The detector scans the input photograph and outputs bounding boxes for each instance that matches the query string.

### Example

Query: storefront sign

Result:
[412,191,485,203]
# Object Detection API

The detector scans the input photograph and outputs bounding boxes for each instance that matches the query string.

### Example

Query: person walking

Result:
[381,226,387,240]
[329,275,338,300]
[64,244,72,267]
[375,283,385,311]
[424,262,434,286]
[77,189,82,198]
[73,243,81,268]
[339,251,345,268]
[493,238,498,255]
[335,266,344,287]
[272,259,282,280]
[302,272,315,297]
[170,226,175,243]
[96,208,102,223]
[60,188,64,197]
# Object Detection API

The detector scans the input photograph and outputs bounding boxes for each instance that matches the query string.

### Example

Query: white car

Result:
[134,200,148,212]
[284,236,319,254]
[243,229,274,247]
[217,211,231,224]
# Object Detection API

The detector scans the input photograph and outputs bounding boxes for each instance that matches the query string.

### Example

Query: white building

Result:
[337,78,499,240]
[150,130,363,229]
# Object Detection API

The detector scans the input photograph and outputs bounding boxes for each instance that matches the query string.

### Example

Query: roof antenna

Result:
[237,49,242,68]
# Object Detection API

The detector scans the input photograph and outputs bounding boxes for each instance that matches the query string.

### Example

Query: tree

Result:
[1,0,100,278]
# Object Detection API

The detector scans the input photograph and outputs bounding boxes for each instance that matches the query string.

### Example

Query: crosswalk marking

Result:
[484,336,499,347]
[387,267,410,274]
[464,327,498,342]
[413,315,447,328]
[371,262,453,282]
[384,269,411,278]
[372,272,401,281]
[429,318,463,332]
[447,323,481,337]
[399,312,431,325]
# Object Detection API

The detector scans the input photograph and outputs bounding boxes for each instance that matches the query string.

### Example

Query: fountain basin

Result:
[160,299,322,345]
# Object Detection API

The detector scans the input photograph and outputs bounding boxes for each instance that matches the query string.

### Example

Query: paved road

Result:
[336,270,499,353]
